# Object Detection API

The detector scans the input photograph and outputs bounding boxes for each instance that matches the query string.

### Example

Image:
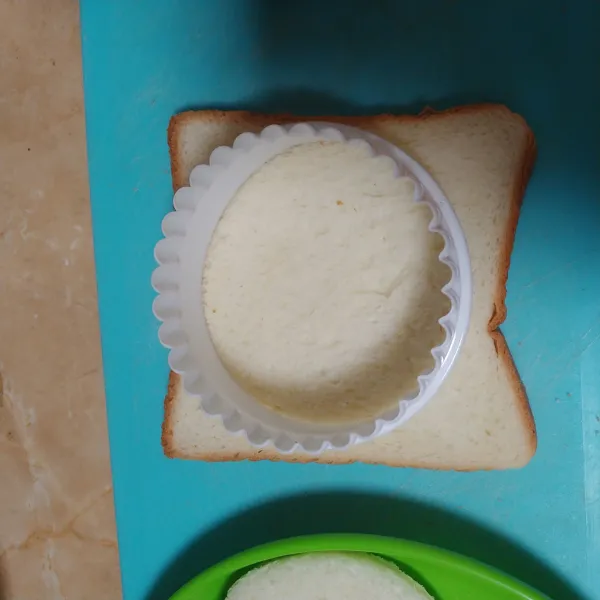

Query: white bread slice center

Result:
[225,552,434,600]
[203,140,449,423]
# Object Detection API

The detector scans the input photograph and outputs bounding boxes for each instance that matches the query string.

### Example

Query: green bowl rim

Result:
[171,533,550,600]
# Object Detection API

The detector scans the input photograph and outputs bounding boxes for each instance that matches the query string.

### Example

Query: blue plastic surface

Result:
[80,2,600,599]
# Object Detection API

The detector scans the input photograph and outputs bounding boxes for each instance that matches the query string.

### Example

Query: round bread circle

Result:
[203,141,449,423]
[225,552,434,600]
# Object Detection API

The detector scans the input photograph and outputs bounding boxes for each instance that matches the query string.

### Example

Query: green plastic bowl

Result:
[169,534,551,600]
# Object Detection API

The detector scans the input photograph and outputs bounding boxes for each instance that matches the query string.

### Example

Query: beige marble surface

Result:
[0,0,122,597]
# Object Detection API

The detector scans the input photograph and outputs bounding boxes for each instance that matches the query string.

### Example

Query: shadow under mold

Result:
[146,491,583,600]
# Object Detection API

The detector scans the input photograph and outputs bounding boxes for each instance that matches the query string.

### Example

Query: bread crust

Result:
[162,104,537,468]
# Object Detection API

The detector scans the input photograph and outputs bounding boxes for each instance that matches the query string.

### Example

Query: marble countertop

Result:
[0,1,122,597]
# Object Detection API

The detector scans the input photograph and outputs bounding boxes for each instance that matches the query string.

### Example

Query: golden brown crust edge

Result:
[161,370,179,457]
[162,104,537,467]
[488,119,538,458]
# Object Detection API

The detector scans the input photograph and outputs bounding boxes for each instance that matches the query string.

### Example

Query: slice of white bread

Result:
[162,105,537,470]
[225,552,433,600]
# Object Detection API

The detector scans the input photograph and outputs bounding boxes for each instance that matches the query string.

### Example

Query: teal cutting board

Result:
[80,2,600,599]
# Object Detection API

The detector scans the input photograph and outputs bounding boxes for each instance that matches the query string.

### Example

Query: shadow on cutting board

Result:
[146,491,583,600]
[177,87,496,120]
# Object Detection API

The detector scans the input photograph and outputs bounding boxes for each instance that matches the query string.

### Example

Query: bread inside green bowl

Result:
[168,534,550,600]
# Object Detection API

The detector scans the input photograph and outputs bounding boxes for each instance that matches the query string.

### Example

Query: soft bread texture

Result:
[162,105,537,470]
[225,552,433,600]
[203,140,449,423]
